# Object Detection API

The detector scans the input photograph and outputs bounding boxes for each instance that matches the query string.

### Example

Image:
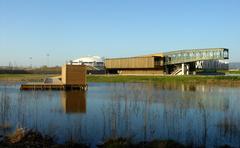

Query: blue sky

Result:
[0,0,240,66]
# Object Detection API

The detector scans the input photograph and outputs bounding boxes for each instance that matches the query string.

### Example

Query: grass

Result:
[227,71,240,74]
[0,74,57,82]
[218,70,240,75]
[87,75,240,84]
[0,74,240,84]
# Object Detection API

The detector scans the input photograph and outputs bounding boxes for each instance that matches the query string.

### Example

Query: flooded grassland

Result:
[0,81,240,147]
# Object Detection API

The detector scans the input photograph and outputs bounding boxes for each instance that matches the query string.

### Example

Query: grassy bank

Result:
[218,70,240,75]
[0,66,61,74]
[87,75,240,84]
[0,129,197,148]
[227,70,240,74]
[0,74,57,82]
[1,74,240,84]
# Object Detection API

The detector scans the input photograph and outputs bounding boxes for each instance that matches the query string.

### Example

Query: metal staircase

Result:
[171,68,182,75]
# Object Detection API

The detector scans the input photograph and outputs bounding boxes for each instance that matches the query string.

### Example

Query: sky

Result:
[0,0,240,67]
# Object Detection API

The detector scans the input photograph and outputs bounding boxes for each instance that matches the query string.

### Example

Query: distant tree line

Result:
[0,66,61,74]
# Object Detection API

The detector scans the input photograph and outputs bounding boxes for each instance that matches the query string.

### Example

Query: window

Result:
[223,50,229,59]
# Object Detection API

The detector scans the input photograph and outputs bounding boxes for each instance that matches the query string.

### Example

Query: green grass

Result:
[228,71,240,74]
[0,74,57,82]
[87,75,240,84]
[1,74,240,84]
[218,70,240,75]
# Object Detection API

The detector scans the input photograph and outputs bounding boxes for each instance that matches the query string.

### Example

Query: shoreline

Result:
[0,129,231,148]
[0,74,57,83]
[0,74,240,85]
[87,75,240,86]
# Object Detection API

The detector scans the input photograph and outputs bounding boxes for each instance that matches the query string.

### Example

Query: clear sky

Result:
[0,0,239,67]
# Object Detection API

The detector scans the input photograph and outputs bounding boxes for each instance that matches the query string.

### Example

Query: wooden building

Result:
[62,64,86,85]
[21,64,87,90]
[105,48,229,75]
[105,53,164,75]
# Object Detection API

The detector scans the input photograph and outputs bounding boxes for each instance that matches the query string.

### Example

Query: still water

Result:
[0,82,240,147]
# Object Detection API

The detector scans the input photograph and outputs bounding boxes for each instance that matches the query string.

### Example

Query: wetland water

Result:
[0,82,240,147]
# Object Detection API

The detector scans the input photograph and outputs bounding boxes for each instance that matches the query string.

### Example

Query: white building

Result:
[70,56,105,67]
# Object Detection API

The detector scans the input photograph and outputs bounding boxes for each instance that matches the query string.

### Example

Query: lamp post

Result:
[46,54,50,67]
[29,57,32,68]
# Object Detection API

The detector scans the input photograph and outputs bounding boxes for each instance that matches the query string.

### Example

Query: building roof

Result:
[73,56,104,63]
[105,52,163,60]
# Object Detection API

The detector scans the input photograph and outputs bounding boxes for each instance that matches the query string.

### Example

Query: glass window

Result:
[223,50,229,59]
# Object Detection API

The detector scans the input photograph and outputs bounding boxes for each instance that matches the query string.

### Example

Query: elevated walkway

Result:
[164,48,229,65]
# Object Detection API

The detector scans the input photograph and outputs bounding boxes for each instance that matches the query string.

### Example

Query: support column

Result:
[186,64,189,75]
[165,66,169,74]
[182,63,185,75]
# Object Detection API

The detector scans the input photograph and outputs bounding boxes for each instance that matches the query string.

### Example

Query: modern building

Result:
[196,60,229,70]
[70,56,104,68]
[105,48,229,75]
[105,53,164,75]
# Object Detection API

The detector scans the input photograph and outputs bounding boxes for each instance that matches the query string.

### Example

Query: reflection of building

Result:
[61,91,86,113]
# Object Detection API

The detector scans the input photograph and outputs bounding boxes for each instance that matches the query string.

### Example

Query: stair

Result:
[171,69,182,75]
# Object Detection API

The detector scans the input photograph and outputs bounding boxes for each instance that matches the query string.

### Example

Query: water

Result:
[0,82,240,147]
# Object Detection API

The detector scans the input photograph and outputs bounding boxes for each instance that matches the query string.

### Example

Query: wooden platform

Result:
[20,83,88,91]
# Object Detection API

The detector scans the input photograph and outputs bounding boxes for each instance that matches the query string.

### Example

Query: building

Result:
[196,60,229,70]
[105,48,229,75]
[71,56,104,68]
[21,64,87,90]
[105,53,164,75]
[61,64,86,85]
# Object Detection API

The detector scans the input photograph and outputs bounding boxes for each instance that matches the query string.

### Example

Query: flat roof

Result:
[105,53,163,60]
[105,48,228,60]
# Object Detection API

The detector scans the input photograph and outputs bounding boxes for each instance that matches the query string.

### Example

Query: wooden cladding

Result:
[118,69,164,75]
[105,56,163,69]
[62,65,86,85]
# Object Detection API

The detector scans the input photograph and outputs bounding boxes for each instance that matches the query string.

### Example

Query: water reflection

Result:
[92,83,240,147]
[60,91,86,113]
[0,82,240,147]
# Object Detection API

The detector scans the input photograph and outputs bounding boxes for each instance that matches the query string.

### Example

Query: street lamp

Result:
[46,54,50,67]
[29,57,32,68]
